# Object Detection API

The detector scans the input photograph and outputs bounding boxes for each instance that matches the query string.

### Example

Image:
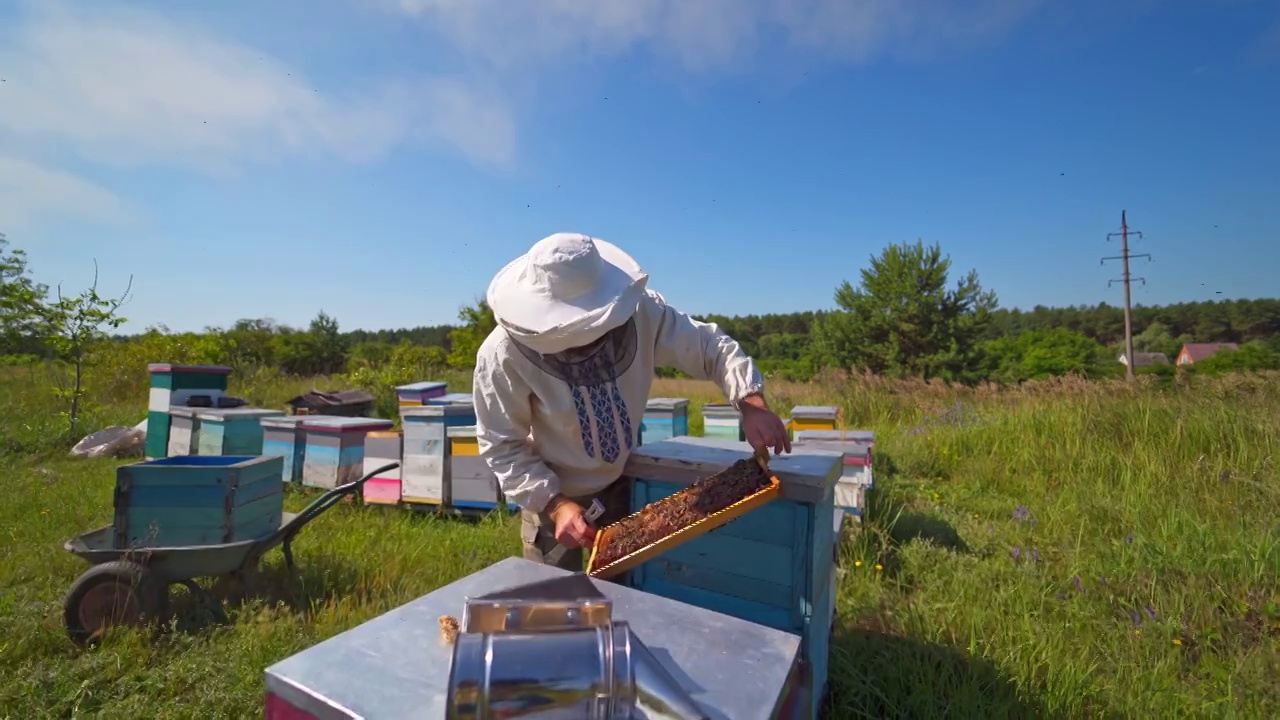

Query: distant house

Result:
[1175,343,1239,366]
[1118,352,1169,368]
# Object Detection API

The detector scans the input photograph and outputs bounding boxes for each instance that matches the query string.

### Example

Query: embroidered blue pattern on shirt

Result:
[570,387,596,459]
[511,319,640,461]
[587,383,622,463]
[609,383,634,450]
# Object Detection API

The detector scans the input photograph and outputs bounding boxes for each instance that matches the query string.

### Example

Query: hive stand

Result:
[362,431,404,505]
[622,436,843,719]
[400,404,474,509]
[395,381,447,408]
[195,408,284,456]
[639,398,690,446]
[700,402,745,442]
[298,417,394,490]
[260,416,312,484]
[144,364,231,459]
[789,405,840,434]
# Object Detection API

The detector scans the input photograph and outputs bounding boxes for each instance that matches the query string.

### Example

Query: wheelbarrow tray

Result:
[64,512,299,584]
[60,462,400,647]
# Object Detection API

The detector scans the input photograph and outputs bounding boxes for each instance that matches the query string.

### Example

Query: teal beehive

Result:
[639,397,690,445]
[623,437,843,719]
[195,408,284,456]
[144,363,232,459]
[113,455,284,549]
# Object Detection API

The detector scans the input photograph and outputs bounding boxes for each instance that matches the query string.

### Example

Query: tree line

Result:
[5,234,1279,386]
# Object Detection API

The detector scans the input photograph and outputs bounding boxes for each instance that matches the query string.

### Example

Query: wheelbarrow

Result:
[61,461,400,645]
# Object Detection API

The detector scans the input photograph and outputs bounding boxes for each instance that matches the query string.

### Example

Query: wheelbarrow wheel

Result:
[63,560,169,646]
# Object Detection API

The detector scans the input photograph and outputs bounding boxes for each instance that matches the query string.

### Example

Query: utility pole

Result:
[1102,210,1151,381]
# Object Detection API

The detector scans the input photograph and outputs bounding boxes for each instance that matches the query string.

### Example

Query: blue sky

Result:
[1,0,1277,334]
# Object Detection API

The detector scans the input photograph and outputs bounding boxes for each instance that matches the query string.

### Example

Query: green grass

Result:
[1,365,1278,718]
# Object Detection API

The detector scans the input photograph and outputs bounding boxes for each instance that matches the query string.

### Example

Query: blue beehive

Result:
[299,417,395,490]
[113,455,285,549]
[639,397,689,445]
[701,403,745,441]
[261,415,315,484]
[622,436,843,719]
[396,381,448,408]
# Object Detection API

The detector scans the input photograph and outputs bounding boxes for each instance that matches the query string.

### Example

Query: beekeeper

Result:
[473,233,792,571]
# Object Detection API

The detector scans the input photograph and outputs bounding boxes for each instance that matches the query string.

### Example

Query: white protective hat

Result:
[487,233,650,355]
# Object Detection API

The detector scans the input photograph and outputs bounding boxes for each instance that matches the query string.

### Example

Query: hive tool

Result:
[543,497,605,568]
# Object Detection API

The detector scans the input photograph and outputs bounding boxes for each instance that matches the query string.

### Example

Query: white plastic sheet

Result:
[70,422,146,459]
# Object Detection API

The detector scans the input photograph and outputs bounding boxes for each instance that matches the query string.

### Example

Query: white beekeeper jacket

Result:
[473,292,764,514]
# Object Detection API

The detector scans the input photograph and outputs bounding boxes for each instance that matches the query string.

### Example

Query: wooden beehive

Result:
[623,437,843,720]
[299,417,395,490]
[446,425,510,511]
[425,392,474,407]
[395,381,448,408]
[166,407,201,456]
[195,408,285,456]
[260,415,313,484]
[400,404,474,507]
[362,431,404,505]
[113,455,284,549]
[144,363,231,459]
[789,405,840,433]
[640,397,690,445]
[700,403,744,442]
[794,429,876,533]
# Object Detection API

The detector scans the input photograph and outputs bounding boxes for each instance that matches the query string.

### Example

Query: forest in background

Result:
[5,233,1280,388]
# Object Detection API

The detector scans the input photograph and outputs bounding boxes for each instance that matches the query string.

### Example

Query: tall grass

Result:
[0,365,1277,718]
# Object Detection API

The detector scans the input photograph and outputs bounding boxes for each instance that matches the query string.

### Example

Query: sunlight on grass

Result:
[1,367,1277,717]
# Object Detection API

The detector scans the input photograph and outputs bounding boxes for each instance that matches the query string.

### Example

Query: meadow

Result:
[0,362,1277,719]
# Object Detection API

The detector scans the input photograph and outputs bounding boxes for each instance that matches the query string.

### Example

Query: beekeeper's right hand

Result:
[547,496,596,548]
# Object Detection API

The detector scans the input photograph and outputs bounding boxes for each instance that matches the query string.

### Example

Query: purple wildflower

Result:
[1031,548,1040,563]
[1219,469,1231,482]
[1012,547,1021,562]
[1131,610,1142,626]
[1145,606,1157,620]
[1074,576,1084,593]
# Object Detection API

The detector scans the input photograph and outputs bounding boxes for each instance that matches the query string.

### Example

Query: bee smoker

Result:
[446,591,709,720]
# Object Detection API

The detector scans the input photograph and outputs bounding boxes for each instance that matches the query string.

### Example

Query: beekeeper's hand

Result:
[547,496,596,548]
[740,393,792,456]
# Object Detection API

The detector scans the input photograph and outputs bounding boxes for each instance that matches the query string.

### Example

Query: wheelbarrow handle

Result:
[272,462,401,546]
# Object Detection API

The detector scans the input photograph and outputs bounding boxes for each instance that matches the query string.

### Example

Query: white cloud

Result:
[0,156,132,232]
[385,0,1047,74]
[0,3,517,174]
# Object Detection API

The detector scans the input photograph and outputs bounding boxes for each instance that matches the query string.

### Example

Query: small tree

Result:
[447,299,496,369]
[0,233,50,356]
[45,261,133,436]
[811,240,997,381]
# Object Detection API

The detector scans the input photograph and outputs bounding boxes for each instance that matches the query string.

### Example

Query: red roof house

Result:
[1175,343,1239,366]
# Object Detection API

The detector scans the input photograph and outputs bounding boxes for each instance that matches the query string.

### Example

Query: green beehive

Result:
[144,364,232,459]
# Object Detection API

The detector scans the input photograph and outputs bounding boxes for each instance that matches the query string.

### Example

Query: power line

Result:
[1101,210,1151,381]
